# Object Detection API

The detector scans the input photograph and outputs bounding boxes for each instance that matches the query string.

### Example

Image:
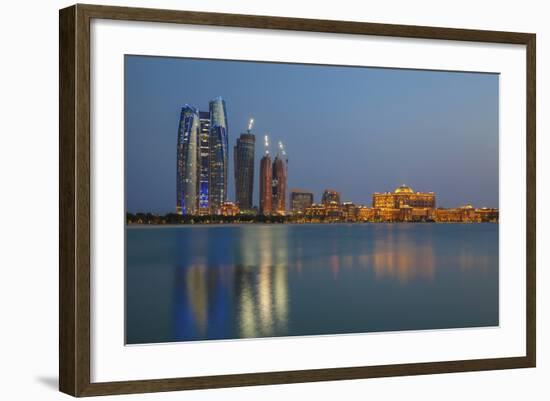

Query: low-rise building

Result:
[221,201,240,216]
[290,189,314,215]
[475,207,499,222]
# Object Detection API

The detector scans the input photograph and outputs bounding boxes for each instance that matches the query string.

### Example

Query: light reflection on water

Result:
[236,226,289,338]
[370,228,435,283]
[126,223,498,344]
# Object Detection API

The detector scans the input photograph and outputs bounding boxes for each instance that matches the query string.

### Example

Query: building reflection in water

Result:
[128,224,497,344]
[236,226,289,338]
[172,227,233,341]
[185,262,208,336]
[169,224,489,341]
[311,226,436,285]
[173,256,233,341]
[316,225,436,284]
[330,254,340,279]
[369,226,435,283]
[172,226,290,341]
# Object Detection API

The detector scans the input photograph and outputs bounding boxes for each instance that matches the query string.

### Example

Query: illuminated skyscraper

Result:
[198,111,210,214]
[234,119,256,210]
[272,141,288,215]
[208,97,229,214]
[259,135,272,215]
[176,105,200,215]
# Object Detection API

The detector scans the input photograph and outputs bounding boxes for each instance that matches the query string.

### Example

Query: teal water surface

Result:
[126,223,498,344]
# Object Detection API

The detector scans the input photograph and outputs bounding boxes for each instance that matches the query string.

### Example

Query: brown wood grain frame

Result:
[59,3,536,397]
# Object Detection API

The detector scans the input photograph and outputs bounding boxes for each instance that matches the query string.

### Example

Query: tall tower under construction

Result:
[259,135,272,215]
[272,141,288,215]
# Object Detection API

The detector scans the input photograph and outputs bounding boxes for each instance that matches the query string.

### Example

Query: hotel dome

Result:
[394,184,414,194]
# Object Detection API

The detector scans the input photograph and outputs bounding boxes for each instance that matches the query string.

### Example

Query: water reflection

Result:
[291,225,436,284]
[173,255,232,341]
[235,226,289,338]
[126,224,499,344]
[457,249,491,273]
[369,226,435,283]
[172,226,290,341]
[185,263,208,335]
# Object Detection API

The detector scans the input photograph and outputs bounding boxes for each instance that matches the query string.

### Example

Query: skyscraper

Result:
[176,105,200,215]
[272,141,288,215]
[259,135,272,215]
[208,97,229,214]
[198,111,210,214]
[234,119,255,210]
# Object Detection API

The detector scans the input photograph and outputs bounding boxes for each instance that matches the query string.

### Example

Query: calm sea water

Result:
[126,223,498,344]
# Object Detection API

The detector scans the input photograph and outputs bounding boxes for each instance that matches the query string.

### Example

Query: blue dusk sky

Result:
[125,55,498,214]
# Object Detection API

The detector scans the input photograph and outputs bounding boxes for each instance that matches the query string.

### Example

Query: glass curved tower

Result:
[176,105,200,215]
[208,97,229,214]
[198,111,211,214]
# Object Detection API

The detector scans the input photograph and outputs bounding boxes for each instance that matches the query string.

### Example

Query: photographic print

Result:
[124,55,499,345]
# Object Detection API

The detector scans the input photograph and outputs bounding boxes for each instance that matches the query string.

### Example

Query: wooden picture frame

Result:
[59,3,536,397]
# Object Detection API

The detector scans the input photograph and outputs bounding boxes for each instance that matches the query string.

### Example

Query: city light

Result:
[264,134,270,155]
[278,141,287,158]
[157,97,499,223]
[176,97,228,216]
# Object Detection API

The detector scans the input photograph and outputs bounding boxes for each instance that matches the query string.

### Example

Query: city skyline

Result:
[125,55,499,214]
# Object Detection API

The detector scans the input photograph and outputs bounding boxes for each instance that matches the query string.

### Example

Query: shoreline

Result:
[126,221,499,229]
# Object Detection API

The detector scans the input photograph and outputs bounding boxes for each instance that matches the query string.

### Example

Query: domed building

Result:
[372,184,436,209]
[394,184,414,194]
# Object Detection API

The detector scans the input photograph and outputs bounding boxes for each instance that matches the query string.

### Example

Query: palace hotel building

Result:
[372,184,436,209]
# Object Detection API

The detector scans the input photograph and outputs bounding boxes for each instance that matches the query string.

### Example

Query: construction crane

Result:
[264,134,270,155]
[278,140,288,163]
